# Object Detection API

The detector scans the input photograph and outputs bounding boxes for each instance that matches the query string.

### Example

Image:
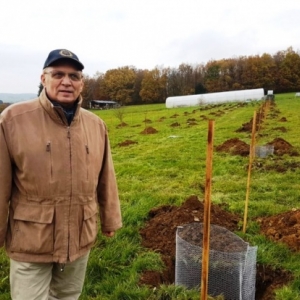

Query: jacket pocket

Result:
[80,202,98,248]
[10,204,54,254]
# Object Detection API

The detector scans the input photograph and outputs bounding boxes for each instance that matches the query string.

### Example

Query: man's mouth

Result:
[59,90,73,94]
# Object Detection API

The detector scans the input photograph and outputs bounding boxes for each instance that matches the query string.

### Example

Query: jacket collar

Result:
[39,88,83,125]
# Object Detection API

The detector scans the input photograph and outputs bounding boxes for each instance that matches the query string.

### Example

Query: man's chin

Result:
[57,97,76,103]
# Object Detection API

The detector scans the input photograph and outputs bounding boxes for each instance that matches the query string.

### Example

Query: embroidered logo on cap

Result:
[59,50,73,57]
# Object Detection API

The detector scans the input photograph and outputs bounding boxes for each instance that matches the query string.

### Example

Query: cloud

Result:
[1,0,300,92]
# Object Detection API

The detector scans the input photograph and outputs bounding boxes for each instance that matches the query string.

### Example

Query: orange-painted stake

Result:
[243,111,257,233]
[200,120,215,300]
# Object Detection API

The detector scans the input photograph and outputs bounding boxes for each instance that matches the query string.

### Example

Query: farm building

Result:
[165,88,264,108]
[89,100,120,109]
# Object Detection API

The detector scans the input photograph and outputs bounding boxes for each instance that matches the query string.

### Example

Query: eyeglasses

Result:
[44,70,83,82]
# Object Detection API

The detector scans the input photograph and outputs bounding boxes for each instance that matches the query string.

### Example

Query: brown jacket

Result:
[0,89,122,263]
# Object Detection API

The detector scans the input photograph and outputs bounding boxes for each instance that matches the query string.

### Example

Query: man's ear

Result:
[41,73,46,87]
[80,80,84,93]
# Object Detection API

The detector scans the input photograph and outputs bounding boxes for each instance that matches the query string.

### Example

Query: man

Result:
[0,49,122,299]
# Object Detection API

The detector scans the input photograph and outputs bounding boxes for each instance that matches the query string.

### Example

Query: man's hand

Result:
[102,231,115,237]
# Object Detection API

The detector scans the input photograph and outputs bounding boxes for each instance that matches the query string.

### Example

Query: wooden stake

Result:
[256,106,262,139]
[243,111,257,233]
[201,119,215,300]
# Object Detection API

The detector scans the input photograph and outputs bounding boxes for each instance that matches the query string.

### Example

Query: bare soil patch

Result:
[273,127,287,132]
[140,126,158,134]
[187,118,197,122]
[118,140,138,147]
[158,117,166,122]
[253,159,300,173]
[267,138,299,156]
[116,122,128,128]
[215,137,298,158]
[236,113,264,133]
[215,138,250,156]
[258,209,300,252]
[170,114,180,118]
[139,196,292,299]
[187,118,198,125]
[279,117,287,122]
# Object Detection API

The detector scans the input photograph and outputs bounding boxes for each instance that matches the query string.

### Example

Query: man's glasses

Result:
[44,71,83,82]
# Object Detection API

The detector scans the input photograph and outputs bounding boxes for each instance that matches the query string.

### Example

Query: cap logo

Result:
[59,50,73,57]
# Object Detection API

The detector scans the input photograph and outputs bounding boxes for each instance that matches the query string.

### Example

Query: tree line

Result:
[39,47,300,108]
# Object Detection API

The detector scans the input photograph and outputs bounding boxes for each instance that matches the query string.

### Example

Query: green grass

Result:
[1,94,300,299]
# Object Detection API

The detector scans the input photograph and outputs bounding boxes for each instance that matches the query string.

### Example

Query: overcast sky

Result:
[1,0,299,93]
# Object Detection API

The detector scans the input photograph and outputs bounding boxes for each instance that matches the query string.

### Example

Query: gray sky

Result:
[1,0,299,93]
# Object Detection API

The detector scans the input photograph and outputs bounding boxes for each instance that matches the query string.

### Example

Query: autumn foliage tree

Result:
[274,47,300,92]
[80,47,300,106]
[140,67,167,103]
[102,66,136,105]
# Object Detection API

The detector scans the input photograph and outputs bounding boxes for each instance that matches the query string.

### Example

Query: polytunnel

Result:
[165,88,264,108]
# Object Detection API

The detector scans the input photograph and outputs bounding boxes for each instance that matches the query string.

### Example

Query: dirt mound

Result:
[215,137,298,158]
[236,120,253,132]
[139,196,240,284]
[267,137,298,156]
[236,111,264,133]
[273,126,287,132]
[256,265,293,300]
[253,159,300,173]
[140,127,158,134]
[258,209,300,252]
[170,114,179,118]
[279,117,287,122]
[200,115,208,120]
[118,140,137,147]
[170,122,180,127]
[187,121,198,126]
[216,138,250,156]
[158,117,166,121]
[139,196,292,299]
[116,122,128,128]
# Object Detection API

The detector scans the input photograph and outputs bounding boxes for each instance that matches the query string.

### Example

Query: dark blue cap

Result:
[43,49,84,70]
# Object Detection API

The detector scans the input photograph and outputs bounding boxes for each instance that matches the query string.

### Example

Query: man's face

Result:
[41,63,84,106]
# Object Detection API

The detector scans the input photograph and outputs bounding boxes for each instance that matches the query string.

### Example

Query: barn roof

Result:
[91,100,118,104]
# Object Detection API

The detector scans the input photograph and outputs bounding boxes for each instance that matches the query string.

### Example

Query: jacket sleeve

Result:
[97,126,122,233]
[0,116,12,247]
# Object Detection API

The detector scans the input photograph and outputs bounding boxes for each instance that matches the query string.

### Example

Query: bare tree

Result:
[114,107,126,125]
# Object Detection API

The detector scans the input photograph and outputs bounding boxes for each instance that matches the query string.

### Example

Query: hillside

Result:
[0,93,37,103]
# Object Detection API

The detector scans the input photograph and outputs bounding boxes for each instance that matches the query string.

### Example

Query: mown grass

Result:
[1,93,300,299]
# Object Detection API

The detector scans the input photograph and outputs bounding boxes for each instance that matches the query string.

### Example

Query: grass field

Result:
[1,93,300,299]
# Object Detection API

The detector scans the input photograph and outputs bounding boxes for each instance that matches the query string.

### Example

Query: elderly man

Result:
[0,49,122,299]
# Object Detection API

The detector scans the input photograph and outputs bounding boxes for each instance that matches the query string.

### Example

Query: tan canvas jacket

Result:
[0,89,122,263]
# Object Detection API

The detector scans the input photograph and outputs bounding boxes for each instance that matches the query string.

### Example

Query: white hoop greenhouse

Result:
[165,88,264,108]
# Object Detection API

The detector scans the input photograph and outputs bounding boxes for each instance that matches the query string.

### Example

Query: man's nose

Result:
[61,75,72,85]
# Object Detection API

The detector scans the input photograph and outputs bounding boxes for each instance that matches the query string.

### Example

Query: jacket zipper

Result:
[67,126,72,263]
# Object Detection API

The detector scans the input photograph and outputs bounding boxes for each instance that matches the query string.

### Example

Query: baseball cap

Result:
[43,49,84,70]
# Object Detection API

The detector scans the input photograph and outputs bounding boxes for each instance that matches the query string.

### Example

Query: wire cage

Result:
[175,223,257,300]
